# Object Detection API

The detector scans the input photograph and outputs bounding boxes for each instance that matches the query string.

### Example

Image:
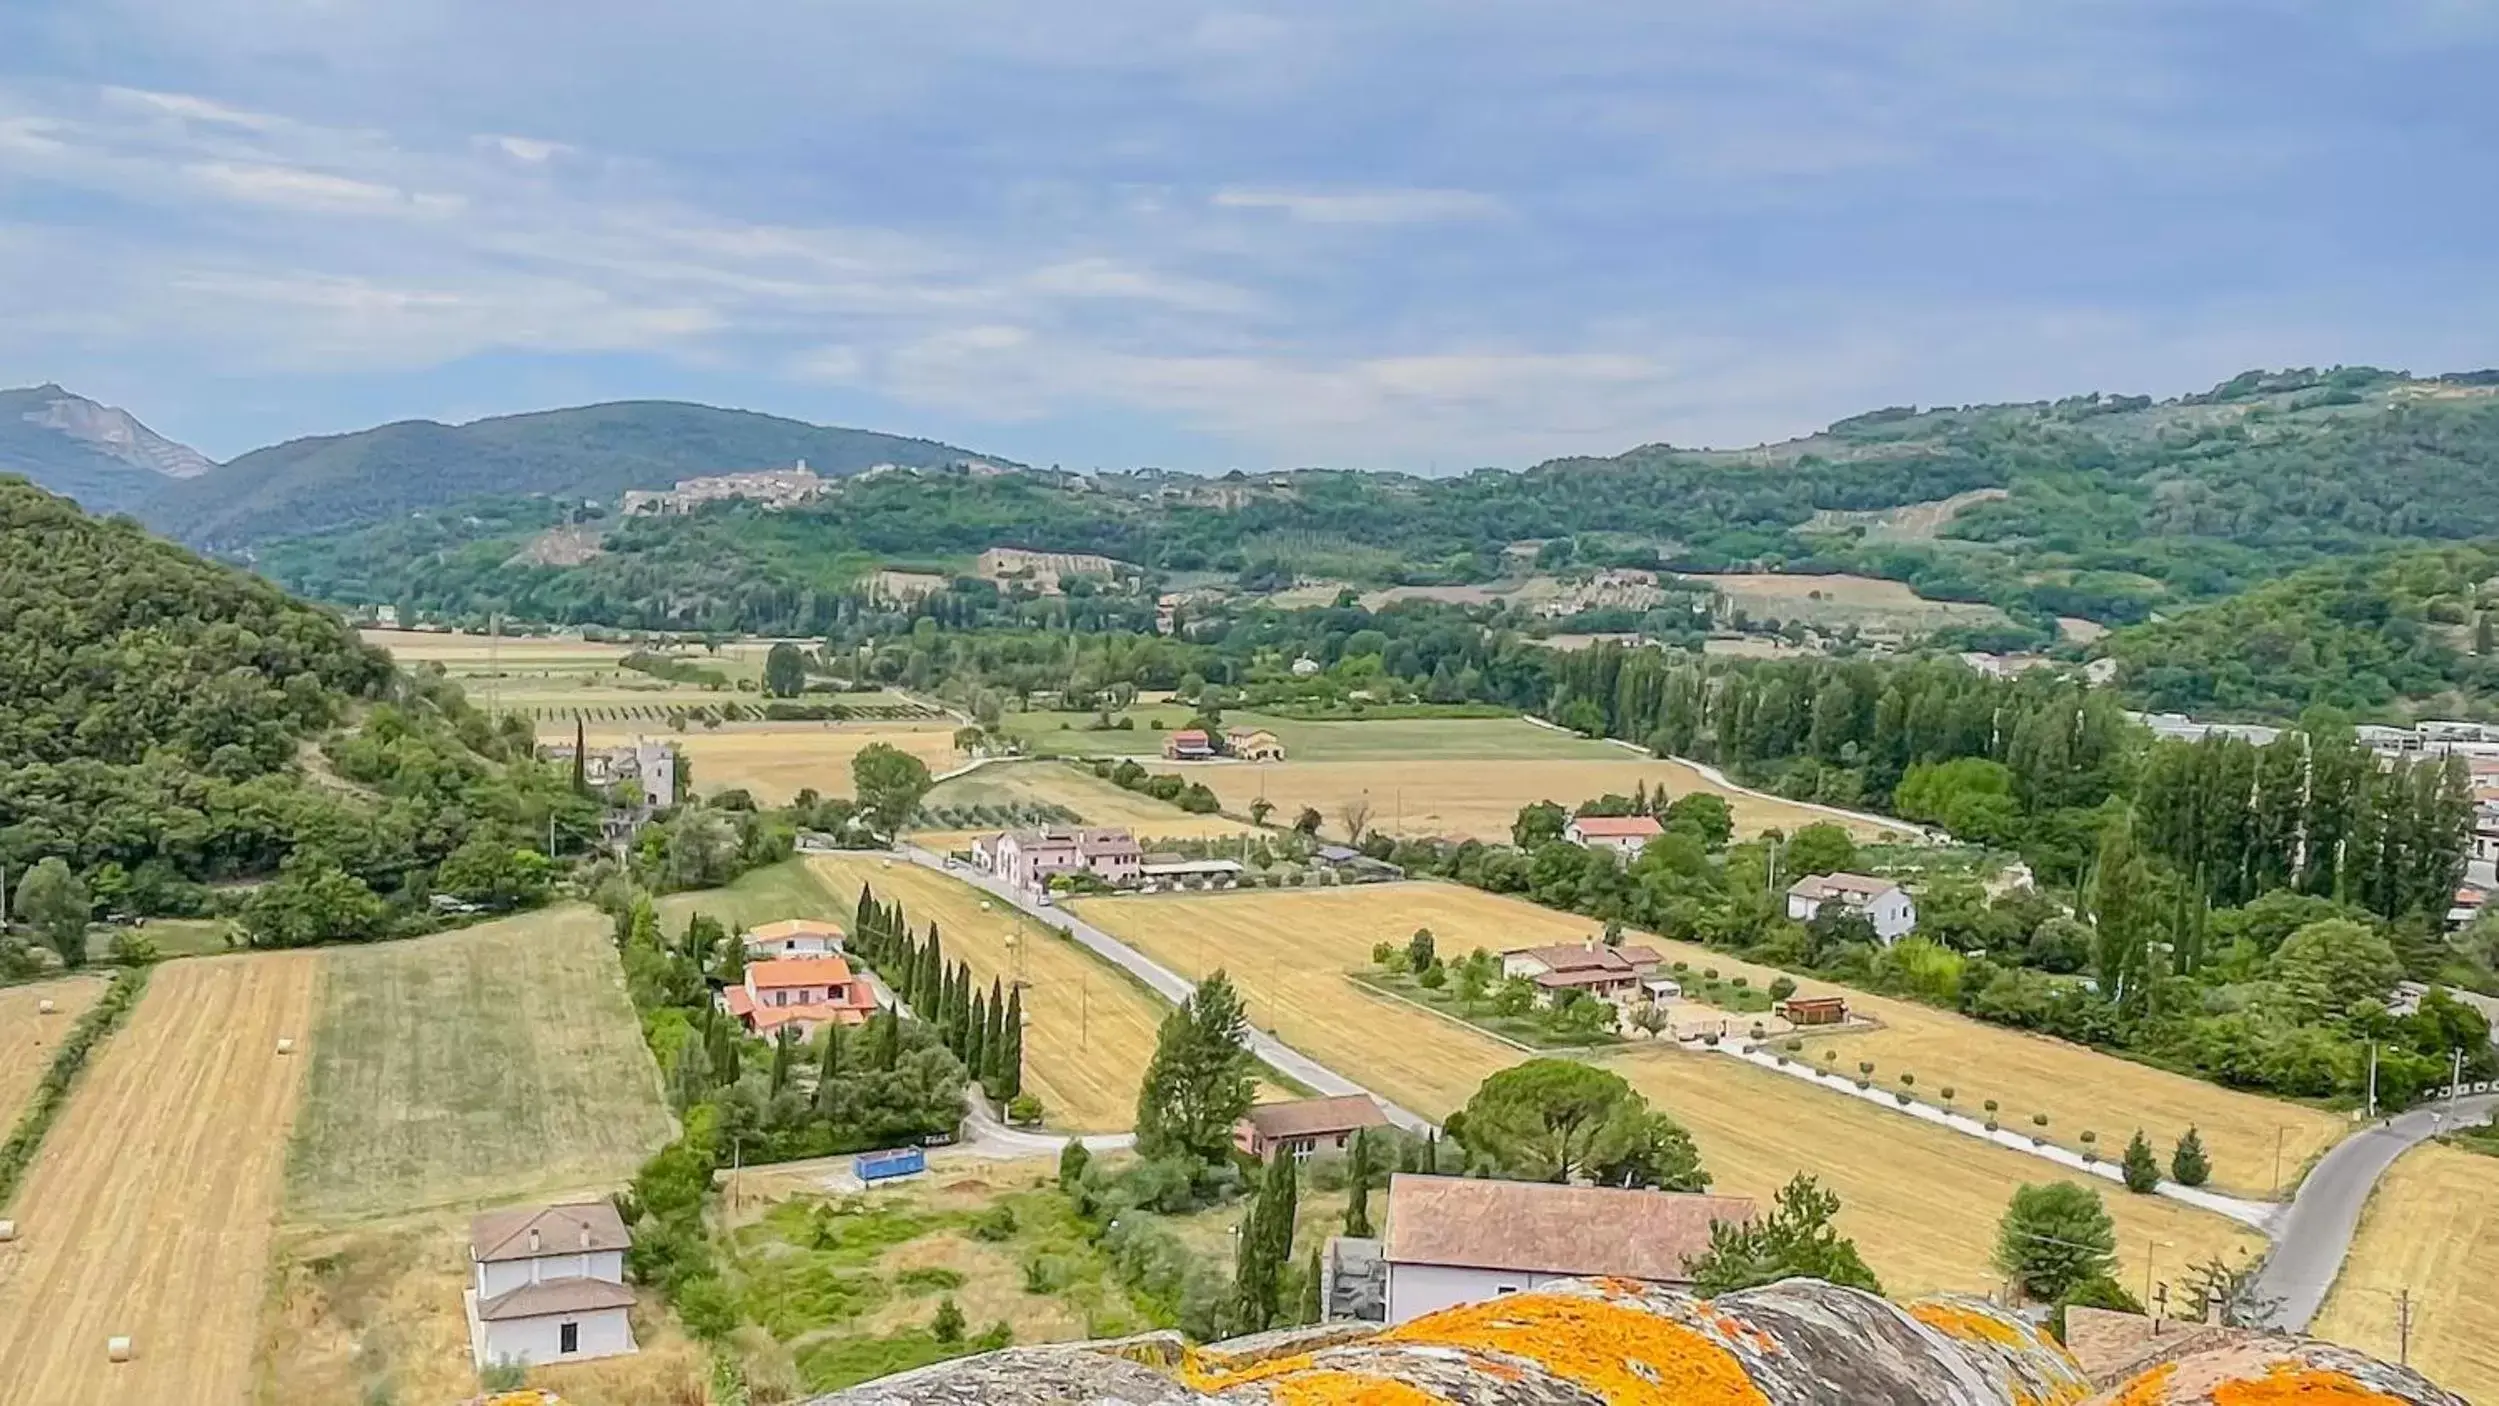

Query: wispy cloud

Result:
[1211,187,1505,225]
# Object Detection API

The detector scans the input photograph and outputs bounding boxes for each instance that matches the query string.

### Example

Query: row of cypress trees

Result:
[848,882,1025,1100]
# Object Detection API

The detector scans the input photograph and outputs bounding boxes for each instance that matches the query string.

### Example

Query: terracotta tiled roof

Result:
[748,956,856,989]
[470,1202,632,1264]
[1240,1095,1390,1142]
[1570,815,1664,838]
[1383,1175,1752,1282]
[476,1277,638,1321]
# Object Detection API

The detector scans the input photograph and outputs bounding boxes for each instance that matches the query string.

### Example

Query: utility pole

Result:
[2397,1286,2414,1367]
[2272,1126,2285,1200]
[2367,1040,2380,1121]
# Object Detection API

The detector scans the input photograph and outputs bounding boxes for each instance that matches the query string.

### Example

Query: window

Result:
[559,1321,579,1355]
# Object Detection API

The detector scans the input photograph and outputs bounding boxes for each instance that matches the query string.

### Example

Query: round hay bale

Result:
[0,1219,17,1242]
[275,1037,296,1055]
[36,999,55,1015]
[107,1336,133,1363]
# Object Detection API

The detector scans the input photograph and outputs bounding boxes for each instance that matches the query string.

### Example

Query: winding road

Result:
[901,845,2488,1331]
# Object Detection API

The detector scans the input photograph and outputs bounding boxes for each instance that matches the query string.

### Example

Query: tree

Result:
[1294,807,1323,836]
[764,641,809,698]
[1512,801,1568,849]
[2120,1129,2161,1194]
[1134,971,1257,1163]
[1994,1182,2118,1302]
[1299,1247,1324,1325]
[852,743,935,835]
[2273,918,2403,1021]
[1343,1128,1376,1237]
[237,855,388,949]
[1405,927,1436,973]
[1783,823,1857,880]
[1454,1059,1708,1189]
[1338,795,1375,845]
[931,1296,965,1343]
[2171,1127,2211,1188]
[435,833,553,909]
[1232,1152,1298,1333]
[1684,1174,1882,1296]
[1663,793,1734,850]
[1249,797,1275,827]
[1058,1139,1091,1190]
[769,1025,799,1098]
[13,857,91,968]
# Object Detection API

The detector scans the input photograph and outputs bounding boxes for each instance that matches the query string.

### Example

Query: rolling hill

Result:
[0,384,215,518]
[149,399,1011,549]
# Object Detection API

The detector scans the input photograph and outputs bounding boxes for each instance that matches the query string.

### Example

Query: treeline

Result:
[847,883,1027,1106]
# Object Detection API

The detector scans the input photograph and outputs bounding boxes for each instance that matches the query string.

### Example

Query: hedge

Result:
[0,967,151,1208]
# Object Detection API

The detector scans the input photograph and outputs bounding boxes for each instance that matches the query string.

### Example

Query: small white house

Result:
[743,917,846,960]
[1785,872,1917,944]
[467,1202,638,1370]
[1562,814,1664,858]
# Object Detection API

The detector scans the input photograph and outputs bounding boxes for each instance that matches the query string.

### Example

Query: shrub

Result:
[2171,1127,2211,1188]
[2032,1112,2050,1127]
[1899,1072,1915,1088]
[1703,967,1720,980]
[1858,1061,1876,1077]
[1748,1023,1766,1041]
[1731,976,1749,989]
[1672,960,1690,973]
[1895,1091,1912,1106]
[933,1297,966,1343]
[1985,1119,2000,1133]
[1783,1038,1803,1052]
[1007,1093,1044,1125]
[1768,976,1798,1001]
[970,1206,1018,1242]
[1984,1099,2000,1114]
[1938,1086,1955,1104]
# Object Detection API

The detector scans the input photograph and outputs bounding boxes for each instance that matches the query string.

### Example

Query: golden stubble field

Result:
[571,720,967,806]
[0,973,106,1126]
[0,953,320,1406]
[1192,757,1905,844]
[810,854,1167,1132]
[1067,883,2264,1298]
[2312,1141,2499,1403]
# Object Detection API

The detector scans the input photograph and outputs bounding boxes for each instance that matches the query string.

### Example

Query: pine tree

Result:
[2121,1129,2161,1194]
[2170,1126,2211,1188]
[1343,1129,1375,1237]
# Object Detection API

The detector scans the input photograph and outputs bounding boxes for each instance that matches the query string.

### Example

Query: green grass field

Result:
[656,859,858,933]
[284,906,677,1221]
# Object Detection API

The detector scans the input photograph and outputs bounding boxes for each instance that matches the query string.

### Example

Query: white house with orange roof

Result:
[1563,814,1664,858]
[719,955,880,1038]
[744,917,845,961]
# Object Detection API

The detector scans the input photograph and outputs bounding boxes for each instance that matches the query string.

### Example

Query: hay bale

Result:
[106,1336,133,1363]
[36,998,54,1015]
[0,1219,17,1242]
[275,1037,296,1055]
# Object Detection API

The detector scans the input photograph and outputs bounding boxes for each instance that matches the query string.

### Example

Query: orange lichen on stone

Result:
[2210,1363,2415,1405]
[2107,1363,2178,1406]
[1910,1301,2036,1351]
[1272,1371,1454,1406]
[1188,1351,1319,1392]
[1381,1295,1773,1405]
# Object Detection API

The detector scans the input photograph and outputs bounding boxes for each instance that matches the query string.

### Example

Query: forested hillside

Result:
[155,399,1005,549]
[0,476,593,945]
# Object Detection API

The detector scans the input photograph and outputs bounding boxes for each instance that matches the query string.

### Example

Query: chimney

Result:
[527,1227,541,1254]
[580,1223,593,1250]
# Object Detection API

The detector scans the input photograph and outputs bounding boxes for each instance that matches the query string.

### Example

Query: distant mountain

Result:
[152,400,1011,549]
[0,384,216,516]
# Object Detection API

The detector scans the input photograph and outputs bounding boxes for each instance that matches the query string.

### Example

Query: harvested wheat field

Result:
[285,905,676,1222]
[0,953,319,1406]
[916,760,1261,847]
[2313,1142,2499,1403]
[1068,884,2261,1298]
[812,854,1167,1132]
[0,973,106,1126]
[1195,757,1903,844]
[572,721,966,806]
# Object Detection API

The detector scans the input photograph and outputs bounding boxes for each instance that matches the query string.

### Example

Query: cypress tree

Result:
[965,988,989,1076]
[1232,1153,1298,1333]
[1343,1129,1375,1237]
[867,1007,900,1071]
[571,715,587,792]
[1002,987,1025,1096]
[819,1021,845,1082]
[769,1024,798,1098]
[1300,1247,1324,1325]
[855,883,877,946]
[984,978,1008,1082]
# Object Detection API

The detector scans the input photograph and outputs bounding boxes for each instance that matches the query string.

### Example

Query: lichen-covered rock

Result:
[804,1278,2461,1406]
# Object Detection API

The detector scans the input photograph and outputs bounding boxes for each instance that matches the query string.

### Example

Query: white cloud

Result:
[101,86,280,130]
[185,161,457,215]
[1211,187,1505,225]
[480,134,572,164]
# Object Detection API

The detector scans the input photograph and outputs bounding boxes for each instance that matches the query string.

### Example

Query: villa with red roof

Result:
[719,956,880,1037]
[1563,813,1664,857]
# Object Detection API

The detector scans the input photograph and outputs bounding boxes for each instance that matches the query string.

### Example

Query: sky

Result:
[0,2,2493,472]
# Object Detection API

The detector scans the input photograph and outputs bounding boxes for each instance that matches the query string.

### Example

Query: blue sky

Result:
[0,1,2493,470]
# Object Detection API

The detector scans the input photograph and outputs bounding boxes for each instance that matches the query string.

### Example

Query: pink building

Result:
[970,827,1144,891]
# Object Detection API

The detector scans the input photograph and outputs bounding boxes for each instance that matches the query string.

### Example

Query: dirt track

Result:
[0,953,319,1406]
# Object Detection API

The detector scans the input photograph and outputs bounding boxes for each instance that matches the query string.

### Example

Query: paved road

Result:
[896,845,1440,1134]
[2251,1092,2498,1331]
[960,1089,1136,1159]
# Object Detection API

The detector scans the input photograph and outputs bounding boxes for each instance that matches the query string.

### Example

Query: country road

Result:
[2250,1091,2498,1331]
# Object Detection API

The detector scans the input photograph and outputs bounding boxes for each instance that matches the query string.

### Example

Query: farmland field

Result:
[285,906,676,1222]
[0,973,106,1128]
[916,760,1260,846]
[1002,709,1618,762]
[1067,884,2263,1298]
[2312,1142,2499,1403]
[810,854,1167,1132]
[0,953,319,1406]
[1193,756,1902,843]
[570,720,966,806]
[1679,572,2010,631]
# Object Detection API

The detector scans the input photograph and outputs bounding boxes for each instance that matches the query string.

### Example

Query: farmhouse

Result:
[1380,1175,1754,1323]
[466,1202,638,1370]
[540,737,680,809]
[744,917,845,960]
[1785,872,1917,943]
[719,956,880,1036]
[971,827,1145,891]
[1233,1094,1390,1161]
[1163,728,1217,761]
[1563,814,1664,857]
[1500,939,1678,1006]
[1226,727,1286,761]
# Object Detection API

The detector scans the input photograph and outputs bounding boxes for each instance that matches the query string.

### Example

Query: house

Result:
[1227,728,1286,762]
[743,917,844,960]
[1784,872,1917,944]
[2447,886,2490,933]
[541,737,681,809]
[1563,814,1664,858]
[1380,1175,1755,1323]
[1233,1094,1391,1161]
[1775,994,1851,1027]
[1138,855,1246,892]
[1312,844,1404,881]
[719,956,880,1037]
[970,827,1145,891]
[1500,940,1678,1006]
[466,1202,638,1369]
[1163,728,1217,761]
